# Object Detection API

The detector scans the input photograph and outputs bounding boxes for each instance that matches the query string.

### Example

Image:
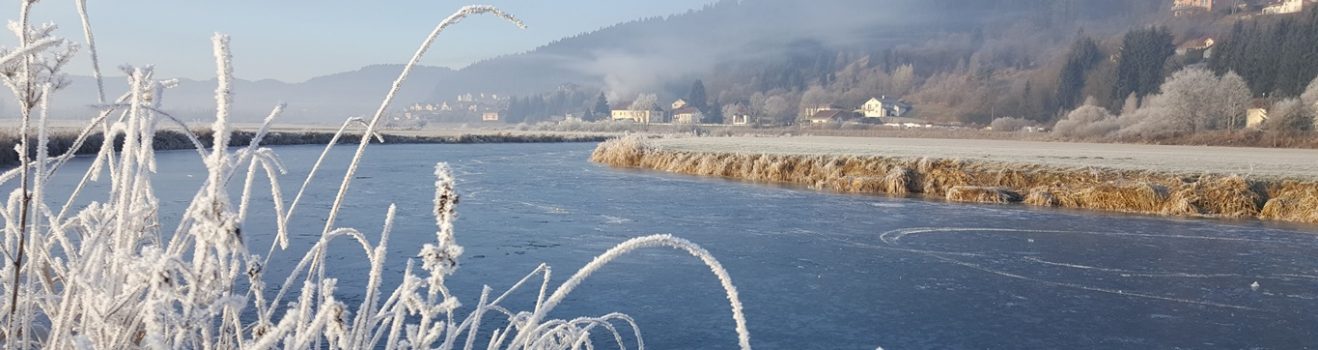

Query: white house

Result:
[672,106,704,124]
[859,97,913,118]
[1175,37,1215,57]
[671,99,689,110]
[728,114,751,126]
[1247,108,1269,129]
[481,112,500,122]
[1263,0,1305,14]
[1173,0,1214,13]
[611,107,668,124]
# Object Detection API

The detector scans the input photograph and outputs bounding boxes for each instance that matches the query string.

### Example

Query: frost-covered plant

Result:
[1052,104,1118,139]
[988,117,1030,132]
[1264,98,1314,134]
[0,2,751,349]
[1303,76,1318,111]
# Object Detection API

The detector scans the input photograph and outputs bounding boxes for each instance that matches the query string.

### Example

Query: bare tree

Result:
[1218,71,1252,132]
[629,93,657,110]
[1303,76,1318,110]
[799,85,832,113]
[1264,98,1313,134]
[890,64,916,95]
[762,94,792,125]
[1148,67,1251,133]
[1156,67,1217,132]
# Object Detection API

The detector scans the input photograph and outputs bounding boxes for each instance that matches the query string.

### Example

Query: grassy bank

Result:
[591,136,1318,224]
[0,128,609,168]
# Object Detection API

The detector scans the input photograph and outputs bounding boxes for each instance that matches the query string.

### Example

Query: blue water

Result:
[26,143,1318,349]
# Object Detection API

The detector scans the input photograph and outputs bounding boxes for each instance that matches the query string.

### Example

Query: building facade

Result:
[672,107,705,124]
[1174,0,1214,11]
[860,97,913,118]
[611,109,668,124]
[1263,0,1305,14]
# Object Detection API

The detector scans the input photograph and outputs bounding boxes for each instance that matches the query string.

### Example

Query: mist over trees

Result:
[408,0,1318,131]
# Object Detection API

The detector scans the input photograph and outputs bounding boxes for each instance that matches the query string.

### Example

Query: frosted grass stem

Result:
[74,0,106,104]
[516,234,752,350]
[321,5,525,235]
[7,1,36,340]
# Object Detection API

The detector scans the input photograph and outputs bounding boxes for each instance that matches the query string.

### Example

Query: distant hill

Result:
[1,64,453,123]
[423,0,1166,102]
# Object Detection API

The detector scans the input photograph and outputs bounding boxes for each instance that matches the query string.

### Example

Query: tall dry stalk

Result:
[0,2,753,349]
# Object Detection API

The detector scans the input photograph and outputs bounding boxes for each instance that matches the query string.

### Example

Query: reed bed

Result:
[945,186,1022,204]
[591,135,1318,224]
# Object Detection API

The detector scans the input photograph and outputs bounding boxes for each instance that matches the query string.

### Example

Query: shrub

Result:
[1264,98,1314,134]
[989,117,1030,132]
[1053,104,1119,139]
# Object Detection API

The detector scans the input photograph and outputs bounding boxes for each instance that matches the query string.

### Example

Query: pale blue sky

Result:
[2,1,716,82]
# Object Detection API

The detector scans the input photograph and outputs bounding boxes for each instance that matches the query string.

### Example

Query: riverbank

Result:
[591,135,1318,224]
[0,128,611,168]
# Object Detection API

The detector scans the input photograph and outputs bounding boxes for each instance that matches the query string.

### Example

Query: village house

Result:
[859,96,913,118]
[672,106,705,124]
[611,104,668,124]
[1173,0,1214,14]
[1246,108,1268,129]
[1262,0,1306,14]
[1175,36,1216,57]
[728,113,751,126]
[482,112,501,122]
[802,104,843,119]
[671,99,689,110]
[808,110,859,124]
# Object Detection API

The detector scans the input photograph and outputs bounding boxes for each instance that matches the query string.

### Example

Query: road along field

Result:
[591,135,1318,224]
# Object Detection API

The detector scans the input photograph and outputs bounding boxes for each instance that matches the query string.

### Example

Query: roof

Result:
[883,116,927,125]
[1176,36,1215,50]
[868,96,911,107]
[612,102,665,112]
[672,106,703,115]
[810,110,854,121]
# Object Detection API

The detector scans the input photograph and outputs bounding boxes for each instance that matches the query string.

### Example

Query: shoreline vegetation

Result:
[530,121,1318,149]
[0,128,610,168]
[591,135,1318,225]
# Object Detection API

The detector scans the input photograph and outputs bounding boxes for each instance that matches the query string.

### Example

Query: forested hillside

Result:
[454,0,1316,128]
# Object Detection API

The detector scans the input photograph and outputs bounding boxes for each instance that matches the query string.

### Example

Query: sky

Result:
[0,0,717,82]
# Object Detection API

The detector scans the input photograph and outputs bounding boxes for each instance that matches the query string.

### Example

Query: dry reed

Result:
[590,135,1318,224]
[945,186,1023,204]
[1024,186,1061,207]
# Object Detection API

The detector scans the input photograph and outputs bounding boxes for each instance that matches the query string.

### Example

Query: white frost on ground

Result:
[651,136,1318,181]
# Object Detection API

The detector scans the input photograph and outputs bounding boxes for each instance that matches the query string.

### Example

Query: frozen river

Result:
[33,142,1318,349]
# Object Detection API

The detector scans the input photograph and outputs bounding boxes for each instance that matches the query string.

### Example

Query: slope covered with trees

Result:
[433,0,1317,130]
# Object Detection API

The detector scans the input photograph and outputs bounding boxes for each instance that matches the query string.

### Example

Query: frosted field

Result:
[652,136,1318,181]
